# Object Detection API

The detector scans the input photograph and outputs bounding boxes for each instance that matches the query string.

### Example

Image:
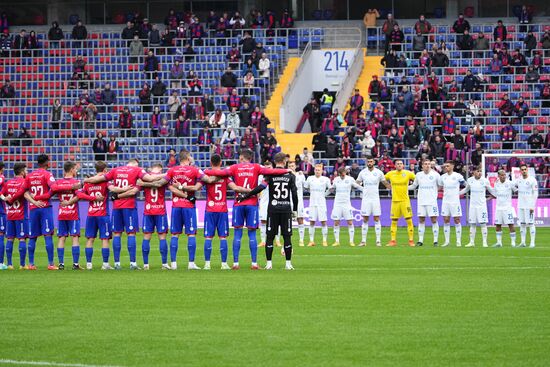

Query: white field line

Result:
[306,266,550,271]
[0,360,125,367]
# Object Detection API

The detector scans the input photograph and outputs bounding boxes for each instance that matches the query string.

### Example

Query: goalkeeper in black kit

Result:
[237,152,298,270]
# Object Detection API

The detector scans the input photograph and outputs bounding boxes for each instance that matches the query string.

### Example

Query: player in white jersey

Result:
[289,161,306,246]
[304,164,331,247]
[514,163,538,247]
[460,166,491,247]
[258,161,281,248]
[408,159,440,247]
[488,170,517,247]
[355,156,387,247]
[330,167,362,247]
[438,161,467,247]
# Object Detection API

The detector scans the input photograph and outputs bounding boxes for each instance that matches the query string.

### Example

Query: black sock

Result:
[283,235,292,261]
[265,241,274,261]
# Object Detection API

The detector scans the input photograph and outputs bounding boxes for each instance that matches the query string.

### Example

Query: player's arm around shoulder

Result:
[228,181,251,194]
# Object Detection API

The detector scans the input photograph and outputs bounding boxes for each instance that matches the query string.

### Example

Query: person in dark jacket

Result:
[151,76,167,105]
[201,93,215,113]
[143,50,159,79]
[431,48,449,68]
[239,31,256,54]
[92,132,107,161]
[312,131,328,153]
[13,29,27,55]
[121,21,137,46]
[239,102,252,127]
[303,98,321,133]
[220,68,238,89]
[100,83,116,106]
[452,13,470,40]
[493,20,507,43]
[523,31,537,57]
[71,20,87,48]
[118,107,133,138]
[404,124,421,149]
[48,21,64,46]
[457,29,474,55]
[148,24,161,48]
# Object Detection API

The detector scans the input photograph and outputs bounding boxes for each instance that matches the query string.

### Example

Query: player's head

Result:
[422,159,431,173]
[498,169,507,182]
[127,158,139,167]
[394,159,404,171]
[473,165,482,179]
[239,149,253,163]
[95,161,108,174]
[37,154,50,169]
[337,166,346,178]
[520,163,529,178]
[288,161,296,172]
[179,150,192,165]
[210,154,222,168]
[366,156,375,169]
[314,163,323,177]
[0,161,4,174]
[273,152,287,167]
[150,162,163,174]
[264,160,273,168]
[13,163,27,177]
[63,161,78,176]
[443,160,455,173]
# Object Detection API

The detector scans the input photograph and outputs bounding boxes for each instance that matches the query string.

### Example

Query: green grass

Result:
[1,227,550,367]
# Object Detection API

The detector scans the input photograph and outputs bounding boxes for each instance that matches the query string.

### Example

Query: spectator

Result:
[143,50,159,79]
[118,107,133,138]
[2,127,17,147]
[404,124,421,149]
[187,74,203,96]
[303,98,321,132]
[0,79,15,106]
[542,31,550,57]
[164,9,178,30]
[92,132,107,161]
[242,58,258,78]
[390,24,404,52]
[165,148,179,168]
[209,108,226,128]
[488,53,503,83]
[189,17,204,45]
[161,29,175,53]
[197,125,213,152]
[540,80,550,108]
[51,99,63,129]
[13,29,27,55]
[241,127,257,151]
[493,20,507,43]
[451,127,465,150]
[346,88,364,123]
[531,52,543,72]
[169,60,184,89]
[175,114,190,137]
[19,127,32,147]
[250,106,270,135]
[363,9,380,48]
[150,106,162,137]
[511,48,527,73]
[527,128,544,152]
[498,94,514,117]
[175,97,192,120]
[452,13,471,43]
[1,33,11,57]
[431,48,449,68]
[0,12,8,36]
[280,8,294,30]
[319,88,334,117]
[320,112,340,135]
[220,67,238,90]
[243,71,255,91]
[418,49,432,75]
[73,55,86,75]
[442,113,457,139]
[412,32,425,58]
[474,32,490,58]
[229,11,245,30]
[138,83,152,112]
[514,96,529,120]
[194,100,206,122]
[470,143,484,166]
[445,143,465,164]
[167,91,182,118]
[379,152,396,173]
[226,107,240,129]
[180,42,196,62]
[121,21,137,44]
[107,136,119,160]
[47,21,64,46]
[430,135,446,160]
[368,75,381,101]
[524,31,537,57]
[240,31,256,54]
[84,103,97,129]
[500,121,516,149]
[382,13,398,52]
[128,34,144,63]
[80,72,93,90]
[159,119,171,138]
[71,20,87,48]
[380,49,398,75]
[457,29,474,54]
[258,52,270,78]
[239,102,252,127]
[226,43,241,69]
[70,99,85,127]
[151,77,167,105]
[518,5,531,31]
[414,14,432,39]
[149,24,161,48]
[221,126,238,145]
[524,65,539,85]
[226,88,242,110]
[100,83,116,106]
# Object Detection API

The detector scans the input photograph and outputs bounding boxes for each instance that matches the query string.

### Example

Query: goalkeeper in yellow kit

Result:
[384,159,416,247]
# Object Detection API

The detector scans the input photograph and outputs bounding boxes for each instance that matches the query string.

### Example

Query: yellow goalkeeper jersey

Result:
[385,170,416,202]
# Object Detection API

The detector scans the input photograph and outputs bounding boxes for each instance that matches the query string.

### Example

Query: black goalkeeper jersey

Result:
[263,173,298,213]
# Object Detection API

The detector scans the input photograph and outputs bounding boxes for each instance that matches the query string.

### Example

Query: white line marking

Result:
[307,266,550,271]
[0,359,125,367]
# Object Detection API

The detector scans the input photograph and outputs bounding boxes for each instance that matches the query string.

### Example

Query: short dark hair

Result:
[210,154,222,166]
[151,162,163,170]
[239,149,253,161]
[519,163,528,169]
[95,161,107,173]
[366,155,374,161]
[64,161,77,173]
[445,160,456,165]
[128,158,139,165]
[14,163,26,176]
[274,152,286,164]
[37,154,49,167]
[394,159,404,164]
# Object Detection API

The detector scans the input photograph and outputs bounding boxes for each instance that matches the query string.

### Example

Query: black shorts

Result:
[267,212,292,237]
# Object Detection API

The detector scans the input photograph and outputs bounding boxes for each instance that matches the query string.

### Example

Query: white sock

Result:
[418,222,425,243]
[348,226,355,243]
[333,225,340,243]
[530,225,536,246]
[520,224,527,244]
[361,222,369,242]
[298,224,305,242]
[444,224,451,243]
[103,262,109,267]
[481,224,488,246]
[115,261,121,266]
[309,224,315,242]
[171,261,177,268]
[322,225,328,242]
[496,231,502,244]
[233,262,239,267]
[260,223,266,243]
[87,262,92,267]
[285,260,292,267]
[204,260,210,267]
[469,226,476,243]
[455,224,462,244]
[251,262,257,266]
[266,260,272,267]
[374,221,381,243]
[510,232,516,247]
[432,223,439,243]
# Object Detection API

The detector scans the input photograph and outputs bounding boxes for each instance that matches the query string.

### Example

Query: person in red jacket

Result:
[119,107,133,138]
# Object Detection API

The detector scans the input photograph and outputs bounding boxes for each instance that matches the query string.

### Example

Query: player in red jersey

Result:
[84,158,161,270]
[0,162,6,270]
[205,149,289,270]
[50,161,85,270]
[0,163,44,270]
[76,161,112,270]
[136,163,170,270]
[155,150,218,270]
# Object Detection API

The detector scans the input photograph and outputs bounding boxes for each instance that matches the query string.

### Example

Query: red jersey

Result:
[2,177,28,220]
[0,174,5,215]
[103,165,146,209]
[164,165,204,208]
[26,168,55,210]
[77,182,109,217]
[143,185,167,215]
[206,164,288,206]
[51,178,81,221]
[205,177,232,213]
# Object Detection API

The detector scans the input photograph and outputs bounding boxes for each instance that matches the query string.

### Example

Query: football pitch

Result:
[1,227,549,367]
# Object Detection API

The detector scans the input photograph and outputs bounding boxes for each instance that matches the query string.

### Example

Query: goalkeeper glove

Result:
[236,193,247,203]
[110,192,119,201]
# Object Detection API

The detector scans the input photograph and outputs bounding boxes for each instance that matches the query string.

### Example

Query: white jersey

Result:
[304,175,331,207]
[356,168,385,201]
[332,176,360,206]
[466,177,491,207]
[438,172,465,203]
[294,172,306,202]
[514,176,538,209]
[411,170,440,206]
[258,175,269,208]
[491,179,516,210]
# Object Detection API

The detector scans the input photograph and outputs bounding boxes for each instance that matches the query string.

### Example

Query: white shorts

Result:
[259,203,268,221]
[308,206,328,222]
[468,205,488,224]
[331,205,354,221]
[517,208,535,225]
[417,204,439,218]
[494,208,515,225]
[360,199,381,217]
[296,199,304,218]
[441,201,462,217]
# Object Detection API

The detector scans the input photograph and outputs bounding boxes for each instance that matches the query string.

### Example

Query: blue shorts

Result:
[204,211,229,238]
[170,207,197,235]
[58,220,80,237]
[0,213,6,233]
[6,220,27,239]
[143,214,168,234]
[29,207,54,237]
[112,208,139,234]
[232,205,259,229]
[85,216,111,239]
